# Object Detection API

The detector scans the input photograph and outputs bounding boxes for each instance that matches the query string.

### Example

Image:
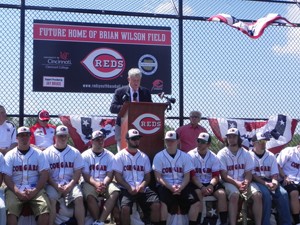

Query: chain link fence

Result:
[1,0,300,152]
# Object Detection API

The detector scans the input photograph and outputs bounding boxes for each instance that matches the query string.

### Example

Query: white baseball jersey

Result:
[44,145,84,185]
[3,147,49,189]
[277,146,300,183]
[113,149,151,188]
[152,149,194,185]
[0,153,4,174]
[249,150,278,179]
[188,148,220,184]
[0,120,16,148]
[217,147,254,182]
[82,148,114,182]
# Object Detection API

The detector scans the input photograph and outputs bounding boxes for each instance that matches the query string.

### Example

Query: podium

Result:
[119,102,168,160]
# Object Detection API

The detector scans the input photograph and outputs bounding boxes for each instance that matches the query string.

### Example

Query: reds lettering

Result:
[255,166,271,172]
[50,162,74,169]
[94,60,124,68]
[291,162,300,169]
[195,168,212,174]
[13,164,38,172]
[89,164,107,171]
[227,164,245,171]
[123,165,144,171]
[162,167,183,173]
[140,121,161,127]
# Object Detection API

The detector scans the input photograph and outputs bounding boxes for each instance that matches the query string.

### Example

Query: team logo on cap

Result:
[132,113,161,134]
[167,133,174,137]
[138,54,158,76]
[81,48,125,80]
[60,127,67,131]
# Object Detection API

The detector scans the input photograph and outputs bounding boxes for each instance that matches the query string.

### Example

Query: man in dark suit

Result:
[110,68,152,150]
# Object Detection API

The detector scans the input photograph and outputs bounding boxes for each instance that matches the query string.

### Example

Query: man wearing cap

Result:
[0,105,17,155]
[176,111,207,153]
[110,68,152,151]
[277,139,300,225]
[112,129,160,225]
[30,109,56,150]
[81,130,120,225]
[250,132,291,225]
[3,126,50,225]
[44,125,85,225]
[217,128,262,225]
[188,132,228,225]
[153,130,201,225]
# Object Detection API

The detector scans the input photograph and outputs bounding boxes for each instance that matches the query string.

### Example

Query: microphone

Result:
[122,93,129,102]
[158,92,176,104]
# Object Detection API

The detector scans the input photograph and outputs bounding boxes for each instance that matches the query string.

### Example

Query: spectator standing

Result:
[30,109,56,150]
[176,111,207,152]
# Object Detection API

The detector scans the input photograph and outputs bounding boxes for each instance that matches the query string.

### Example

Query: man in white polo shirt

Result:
[0,105,17,155]
[30,110,56,150]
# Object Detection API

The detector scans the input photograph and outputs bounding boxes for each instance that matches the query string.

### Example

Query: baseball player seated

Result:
[217,128,262,225]
[81,130,120,225]
[250,132,291,225]
[113,129,160,225]
[3,126,50,225]
[277,139,300,225]
[153,130,201,225]
[188,132,228,225]
[44,125,85,225]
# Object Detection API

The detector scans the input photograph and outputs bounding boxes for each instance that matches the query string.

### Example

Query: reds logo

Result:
[132,113,162,134]
[81,48,125,80]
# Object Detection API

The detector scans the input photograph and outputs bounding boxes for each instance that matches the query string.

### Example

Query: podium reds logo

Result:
[81,48,125,80]
[132,113,162,134]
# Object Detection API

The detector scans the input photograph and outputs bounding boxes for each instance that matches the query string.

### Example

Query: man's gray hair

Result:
[128,68,142,78]
[189,111,201,118]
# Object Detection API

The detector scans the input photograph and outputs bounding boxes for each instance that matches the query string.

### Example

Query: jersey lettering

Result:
[195,168,212,173]
[123,165,144,171]
[49,161,74,169]
[255,166,271,172]
[227,164,245,171]
[162,167,183,173]
[89,164,107,171]
[291,162,300,169]
[13,164,39,171]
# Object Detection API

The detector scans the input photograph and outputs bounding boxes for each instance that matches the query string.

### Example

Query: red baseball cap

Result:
[38,110,50,121]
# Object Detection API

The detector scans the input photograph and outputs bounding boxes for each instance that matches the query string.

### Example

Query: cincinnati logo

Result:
[81,48,125,80]
[151,79,163,91]
[138,54,158,76]
[132,113,162,134]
